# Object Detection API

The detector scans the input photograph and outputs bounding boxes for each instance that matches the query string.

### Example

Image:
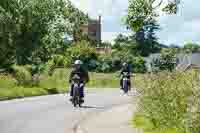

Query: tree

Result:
[0,0,19,67]
[168,44,181,53]
[101,41,112,48]
[112,34,141,56]
[0,0,88,68]
[112,34,129,50]
[144,19,162,54]
[125,0,180,32]
[113,27,163,57]
[183,42,200,53]
[114,34,129,45]
[0,0,66,65]
[169,44,180,49]
[125,0,177,56]
[66,41,98,70]
[160,48,177,71]
[152,48,177,72]
[162,0,181,14]
[127,19,162,56]
[66,1,89,42]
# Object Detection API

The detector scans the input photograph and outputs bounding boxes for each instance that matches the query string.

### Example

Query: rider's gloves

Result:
[80,83,84,87]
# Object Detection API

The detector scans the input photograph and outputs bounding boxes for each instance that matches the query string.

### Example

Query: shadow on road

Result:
[80,105,105,109]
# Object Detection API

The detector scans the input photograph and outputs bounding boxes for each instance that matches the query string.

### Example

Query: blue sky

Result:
[71,0,200,45]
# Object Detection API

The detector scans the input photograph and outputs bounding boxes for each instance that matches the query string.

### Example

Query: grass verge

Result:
[132,70,200,133]
[0,68,124,100]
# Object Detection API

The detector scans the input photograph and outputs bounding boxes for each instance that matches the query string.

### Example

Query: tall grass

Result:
[0,74,16,89]
[133,70,200,133]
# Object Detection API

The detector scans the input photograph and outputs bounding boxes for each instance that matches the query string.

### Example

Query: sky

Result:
[71,0,200,46]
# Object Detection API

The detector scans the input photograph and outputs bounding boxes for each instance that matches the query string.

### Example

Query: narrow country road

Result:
[0,89,136,133]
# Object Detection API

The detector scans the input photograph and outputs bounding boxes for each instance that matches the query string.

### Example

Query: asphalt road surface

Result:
[0,89,135,133]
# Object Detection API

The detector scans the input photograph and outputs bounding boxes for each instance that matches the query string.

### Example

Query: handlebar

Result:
[117,73,135,77]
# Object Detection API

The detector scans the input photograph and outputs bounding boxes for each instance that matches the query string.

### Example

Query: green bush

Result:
[58,41,147,73]
[99,63,112,73]
[0,75,16,89]
[133,71,200,132]
[95,51,146,73]
[132,56,146,73]
[95,54,113,73]
[66,41,98,70]
[111,50,146,73]
[24,65,33,74]
[12,65,32,86]
[42,55,71,76]
[95,52,121,73]
[112,56,122,70]
[151,49,177,72]
[88,59,99,71]
[48,54,71,68]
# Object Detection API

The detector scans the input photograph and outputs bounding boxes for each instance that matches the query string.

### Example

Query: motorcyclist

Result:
[69,60,89,103]
[120,62,131,90]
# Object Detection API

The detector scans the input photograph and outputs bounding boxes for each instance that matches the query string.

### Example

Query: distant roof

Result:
[177,53,200,66]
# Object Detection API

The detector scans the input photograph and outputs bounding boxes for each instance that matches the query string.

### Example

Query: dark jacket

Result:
[120,66,131,78]
[69,67,89,84]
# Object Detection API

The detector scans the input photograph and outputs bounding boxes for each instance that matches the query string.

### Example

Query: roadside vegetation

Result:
[1,0,200,132]
[0,68,126,100]
[133,70,200,133]
[0,0,152,100]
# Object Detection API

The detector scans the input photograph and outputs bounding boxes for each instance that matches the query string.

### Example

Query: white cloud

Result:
[71,0,200,45]
[157,0,200,45]
[71,0,128,20]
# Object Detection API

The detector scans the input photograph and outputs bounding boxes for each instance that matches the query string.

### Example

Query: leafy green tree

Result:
[113,34,139,55]
[112,34,129,50]
[132,56,146,73]
[101,41,112,48]
[66,41,98,69]
[162,0,181,14]
[152,48,177,72]
[113,27,162,57]
[115,20,161,57]
[168,44,181,53]
[125,0,172,57]
[133,19,160,56]
[0,0,66,65]
[0,0,88,68]
[183,42,200,53]
[66,1,89,42]
[114,34,129,45]
[144,20,162,54]
[125,0,180,32]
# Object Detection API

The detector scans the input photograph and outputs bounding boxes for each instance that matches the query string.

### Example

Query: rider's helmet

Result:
[74,60,82,65]
[74,60,83,70]
[122,62,128,67]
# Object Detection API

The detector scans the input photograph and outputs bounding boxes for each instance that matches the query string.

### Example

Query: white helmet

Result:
[74,60,83,65]
[123,62,128,67]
